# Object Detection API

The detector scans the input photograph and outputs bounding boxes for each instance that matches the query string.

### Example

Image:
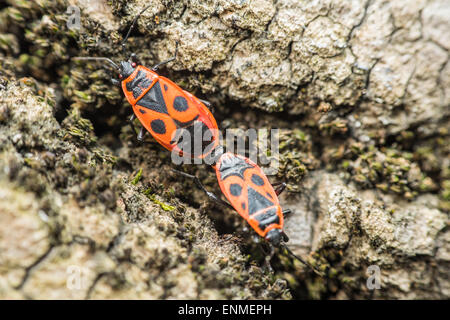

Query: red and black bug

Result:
[73,5,219,159]
[174,150,322,274]
[215,152,287,244]
[72,4,320,274]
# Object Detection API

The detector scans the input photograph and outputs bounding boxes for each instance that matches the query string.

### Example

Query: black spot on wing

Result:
[173,96,189,112]
[230,184,242,197]
[164,84,168,91]
[150,119,166,134]
[247,186,274,215]
[136,81,168,115]
[139,109,146,114]
[251,174,265,186]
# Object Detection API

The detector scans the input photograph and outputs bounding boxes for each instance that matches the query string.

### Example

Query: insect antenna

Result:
[121,4,153,54]
[72,57,121,71]
[281,244,325,277]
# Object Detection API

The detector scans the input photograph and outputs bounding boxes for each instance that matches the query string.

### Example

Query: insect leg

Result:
[199,99,212,107]
[137,127,147,141]
[171,169,235,210]
[272,182,287,196]
[121,4,152,55]
[263,244,275,273]
[281,244,325,277]
[152,41,179,71]
[130,53,142,65]
[111,78,120,87]
[281,231,289,242]
[199,99,216,113]
[282,208,292,218]
[128,114,140,137]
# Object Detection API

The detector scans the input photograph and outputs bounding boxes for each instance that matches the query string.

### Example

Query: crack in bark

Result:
[437,54,449,107]
[15,245,55,290]
[400,65,417,105]
[347,0,372,43]
[264,0,279,33]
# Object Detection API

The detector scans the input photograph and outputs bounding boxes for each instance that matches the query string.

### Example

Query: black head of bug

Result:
[119,61,135,79]
[265,228,283,246]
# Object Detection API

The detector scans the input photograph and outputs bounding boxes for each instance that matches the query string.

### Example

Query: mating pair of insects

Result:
[74,5,319,274]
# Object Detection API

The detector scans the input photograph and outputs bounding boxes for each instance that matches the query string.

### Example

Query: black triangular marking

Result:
[136,81,168,115]
[247,186,274,216]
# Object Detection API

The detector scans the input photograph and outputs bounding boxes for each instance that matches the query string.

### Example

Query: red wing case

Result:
[122,65,219,159]
[215,153,283,237]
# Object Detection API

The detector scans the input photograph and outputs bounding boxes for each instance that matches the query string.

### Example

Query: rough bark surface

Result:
[0,0,448,299]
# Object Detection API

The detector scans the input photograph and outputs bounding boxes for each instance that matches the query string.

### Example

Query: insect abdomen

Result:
[248,206,282,236]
